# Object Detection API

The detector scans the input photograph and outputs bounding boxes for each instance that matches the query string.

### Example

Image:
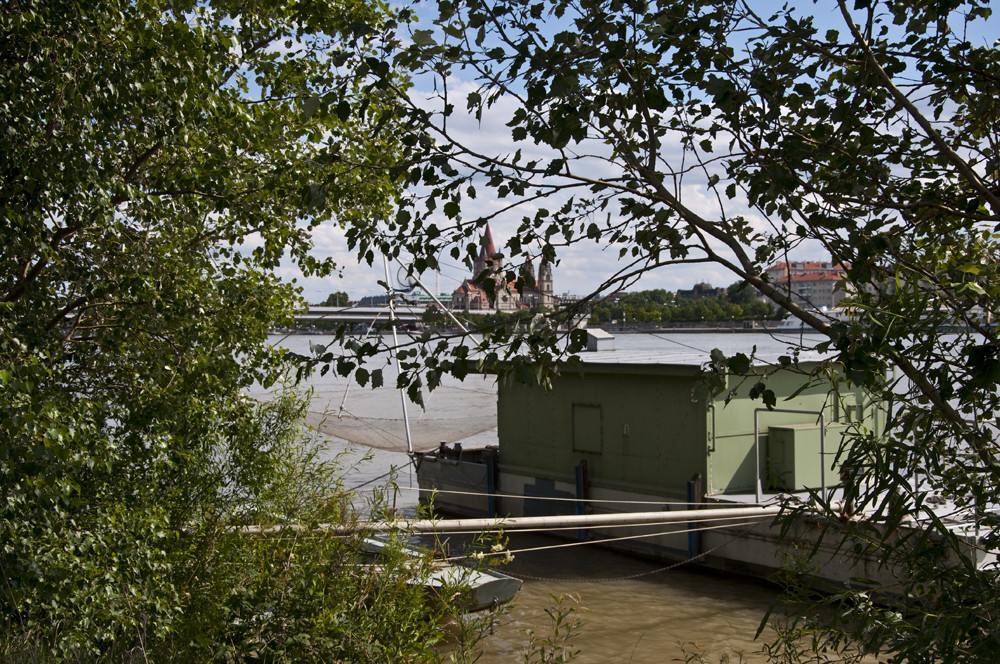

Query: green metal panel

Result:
[705,372,831,494]
[705,363,879,495]
[572,404,603,453]
[498,370,707,499]
[768,425,824,491]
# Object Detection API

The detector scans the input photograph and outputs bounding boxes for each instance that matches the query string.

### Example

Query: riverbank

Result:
[273,320,783,336]
[593,321,780,334]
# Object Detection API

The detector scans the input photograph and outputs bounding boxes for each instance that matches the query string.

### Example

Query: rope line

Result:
[350,468,407,490]
[488,521,764,584]
[447,518,766,562]
[647,333,711,354]
[401,484,763,508]
[422,511,772,538]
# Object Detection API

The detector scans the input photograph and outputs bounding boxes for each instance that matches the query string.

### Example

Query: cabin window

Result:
[832,397,861,424]
[572,404,603,454]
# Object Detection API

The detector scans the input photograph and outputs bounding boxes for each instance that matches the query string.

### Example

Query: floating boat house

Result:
[500,351,879,506]
[416,345,958,585]
[422,348,879,510]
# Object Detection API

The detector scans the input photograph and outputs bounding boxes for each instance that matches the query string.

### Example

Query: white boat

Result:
[774,307,853,332]
[360,537,521,612]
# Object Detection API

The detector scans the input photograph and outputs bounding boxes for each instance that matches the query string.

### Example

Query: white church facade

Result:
[450,225,554,312]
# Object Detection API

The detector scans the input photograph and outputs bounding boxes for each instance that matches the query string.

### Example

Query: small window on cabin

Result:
[572,404,603,454]
[833,397,861,423]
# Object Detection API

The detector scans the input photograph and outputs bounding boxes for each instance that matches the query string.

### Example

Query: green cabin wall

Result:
[497,362,882,499]
[705,368,872,494]
[498,369,707,500]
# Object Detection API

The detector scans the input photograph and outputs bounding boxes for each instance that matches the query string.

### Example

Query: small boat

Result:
[360,537,521,612]
[774,307,852,333]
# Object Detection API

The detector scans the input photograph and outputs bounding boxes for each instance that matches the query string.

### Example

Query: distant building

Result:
[555,292,582,307]
[676,282,725,300]
[451,225,554,312]
[764,261,850,309]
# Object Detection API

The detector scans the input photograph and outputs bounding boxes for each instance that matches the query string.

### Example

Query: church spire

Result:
[472,224,499,279]
[476,225,497,262]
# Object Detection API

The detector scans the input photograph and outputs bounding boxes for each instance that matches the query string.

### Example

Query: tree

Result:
[725,281,757,307]
[322,291,351,306]
[329,0,1000,660]
[0,1,459,659]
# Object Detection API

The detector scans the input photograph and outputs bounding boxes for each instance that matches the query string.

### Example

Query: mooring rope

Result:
[425,511,771,538]
[490,520,764,584]
[400,484,753,508]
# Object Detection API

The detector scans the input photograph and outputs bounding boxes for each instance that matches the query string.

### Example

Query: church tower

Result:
[521,257,537,286]
[452,226,553,312]
[472,225,498,282]
[538,258,554,307]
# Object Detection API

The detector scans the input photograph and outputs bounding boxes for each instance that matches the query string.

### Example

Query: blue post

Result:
[687,474,702,560]
[485,452,497,518]
[575,460,588,541]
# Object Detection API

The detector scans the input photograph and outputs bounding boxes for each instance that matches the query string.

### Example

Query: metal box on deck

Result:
[767,424,834,491]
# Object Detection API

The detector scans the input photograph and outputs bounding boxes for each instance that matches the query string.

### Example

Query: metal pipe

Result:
[383,255,413,454]
[239,504,785,536]
[485,453,497,518]
[687,475,702,559]
[575,460,588,541]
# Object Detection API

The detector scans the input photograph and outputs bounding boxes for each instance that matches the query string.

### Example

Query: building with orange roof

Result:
[765,260,851,309]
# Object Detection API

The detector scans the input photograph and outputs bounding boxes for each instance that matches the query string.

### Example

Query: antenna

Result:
[396,265,419,292]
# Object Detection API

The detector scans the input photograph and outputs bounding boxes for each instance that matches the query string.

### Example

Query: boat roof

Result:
[574,348,830,366]
[545,348,835,378]
[464,329,835,376]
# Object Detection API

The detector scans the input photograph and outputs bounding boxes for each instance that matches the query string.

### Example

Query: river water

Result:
[256,329,822,663]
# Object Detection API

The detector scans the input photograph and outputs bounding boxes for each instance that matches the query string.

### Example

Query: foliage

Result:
[520,595,582,664]
[321,291,352,306]
[0,0,467,660]
[0,387,457,662]
[588,288,778,324]
[724,281,759,307]
[318,0,1000,660]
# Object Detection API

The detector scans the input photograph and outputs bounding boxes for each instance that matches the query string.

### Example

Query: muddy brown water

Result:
[470,531,780,663]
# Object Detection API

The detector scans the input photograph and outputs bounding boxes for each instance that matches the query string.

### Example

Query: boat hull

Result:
[415,459,991,592]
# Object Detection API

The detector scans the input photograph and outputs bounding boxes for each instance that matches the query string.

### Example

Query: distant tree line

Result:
[321,291,351,306]
[589,284,779,324]
[292,287,779,333]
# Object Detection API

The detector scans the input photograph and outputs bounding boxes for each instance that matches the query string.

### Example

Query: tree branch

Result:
[837,0,1000,214]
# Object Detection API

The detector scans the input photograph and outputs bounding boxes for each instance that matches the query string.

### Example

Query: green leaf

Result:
[411,30,436,46]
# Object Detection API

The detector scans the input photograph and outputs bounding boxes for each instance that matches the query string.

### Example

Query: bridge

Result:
[293,306,428,325]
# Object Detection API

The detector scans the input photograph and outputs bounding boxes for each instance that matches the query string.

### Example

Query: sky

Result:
[274,0,995,305]
[282,103,811,304]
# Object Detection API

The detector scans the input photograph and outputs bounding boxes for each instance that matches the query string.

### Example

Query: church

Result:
[450,225,554,312]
